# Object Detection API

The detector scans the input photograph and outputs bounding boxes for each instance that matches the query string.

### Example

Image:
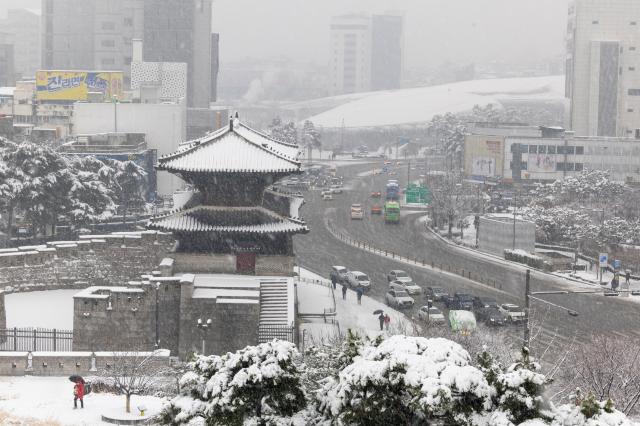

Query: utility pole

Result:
[524,269,531,348]
[512,191,517,250]
[113,95,118,133]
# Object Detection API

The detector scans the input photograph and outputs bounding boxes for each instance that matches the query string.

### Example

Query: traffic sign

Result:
[614,259,621,270]
[599,253,608,267]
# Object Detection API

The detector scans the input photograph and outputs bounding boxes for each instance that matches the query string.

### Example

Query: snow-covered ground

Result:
[5,290,76,329]
[0,376,164,425]
[296,267,412,342]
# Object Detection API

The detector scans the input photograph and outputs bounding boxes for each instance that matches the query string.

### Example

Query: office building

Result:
[0,40,14,87]
[143,0,213,107]
[371,14,403,91]
[329,14,372,95]
[566,0,640,137]
[0,9,41,79]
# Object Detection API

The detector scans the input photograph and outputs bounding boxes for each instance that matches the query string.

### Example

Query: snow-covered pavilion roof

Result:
[158,119,301,174]
[147,205,308,234]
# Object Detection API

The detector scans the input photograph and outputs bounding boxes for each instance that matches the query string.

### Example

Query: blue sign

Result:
[614,259,621,270]
[599,253,608,267]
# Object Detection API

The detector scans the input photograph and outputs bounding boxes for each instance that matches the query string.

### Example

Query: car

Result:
[385,289,414,309]
[425,286,449,302]
[446,292,474,310]
[346,271,371,291]
[384,160,392,165]
[321,191,333,200]
[389,280,422,295]
[330,266,349,284]
[473,296,499,312]
[498,304,526,323]
[350,204,364,220]
[330,184,343,194]
[371,191,382,198]
[418,305,446,324]
[387,270,412,283]
[482,307,507,326]
[371,204,382,215]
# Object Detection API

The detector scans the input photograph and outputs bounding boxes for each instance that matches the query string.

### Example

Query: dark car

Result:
[446,292,474,310]
[425,286,449,302]
[482,307,507,326]
[473,296,499,312]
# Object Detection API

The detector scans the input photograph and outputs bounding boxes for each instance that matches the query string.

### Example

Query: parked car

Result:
[387,270,412,283]
[482,307,507,326]
[418,305,446,324]
[330,184,343,194]
[473,296,499,311]
[445,292,474,310]
[330,266,349,284]
[321,191,333,200]
[385,289,414,309]
[389,280,422,295]
[371,191,382,198]
[371,204,382,215]
[425,286,449,302]
[498,304,526,323]
[350,204,364,220]
[346,271,371,291]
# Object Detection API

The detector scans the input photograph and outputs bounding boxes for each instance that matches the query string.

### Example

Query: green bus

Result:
[384,201,400,224]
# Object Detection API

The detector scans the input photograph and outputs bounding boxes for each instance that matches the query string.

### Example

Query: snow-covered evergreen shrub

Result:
[158,340,306,426]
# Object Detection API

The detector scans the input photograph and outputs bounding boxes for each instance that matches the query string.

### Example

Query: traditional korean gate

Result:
[236,252,256,274]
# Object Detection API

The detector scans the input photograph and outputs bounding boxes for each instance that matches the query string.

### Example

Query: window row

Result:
[510,144,584,155]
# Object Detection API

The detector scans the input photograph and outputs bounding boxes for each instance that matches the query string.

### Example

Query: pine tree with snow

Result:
[159,340,306,426]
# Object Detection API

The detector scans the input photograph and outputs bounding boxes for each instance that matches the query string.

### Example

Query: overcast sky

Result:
[213,0,570,69]
[1,0,570,71]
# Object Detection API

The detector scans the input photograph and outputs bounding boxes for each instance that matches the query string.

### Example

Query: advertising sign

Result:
[528,154,557,172]
[464,135,504,179]
[36,70,124,101]
[599,253,608,268]
[471,156,496,177]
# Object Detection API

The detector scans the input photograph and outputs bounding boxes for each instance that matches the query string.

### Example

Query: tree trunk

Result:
[126,393,131,413]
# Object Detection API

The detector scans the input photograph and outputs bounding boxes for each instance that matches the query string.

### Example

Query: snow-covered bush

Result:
[316,335,494,425]
[159,340,306,426]
[504,249,548,270]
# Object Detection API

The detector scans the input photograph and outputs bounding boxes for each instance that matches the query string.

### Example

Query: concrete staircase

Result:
[258,279,293,343]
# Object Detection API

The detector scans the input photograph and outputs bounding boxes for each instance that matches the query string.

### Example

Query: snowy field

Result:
[5,290,76,329]
[0,376,164,425]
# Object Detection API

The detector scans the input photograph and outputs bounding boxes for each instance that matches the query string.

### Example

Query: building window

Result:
[538,145,546,154]
[101,39,115,48]
[547,145,556,154]
[521,161,528,170]
[101,21,115,30]
[630,67,636,71]
[575,146,584,155]
[557,146,565,154]
[575,163,583,171]
[566,146,575,155]
[528,145,537,153]
[629,108,635,113]
[629,89,640,96]
[101,57,115,66]
[592,20,599,24]
[124,17,133,27]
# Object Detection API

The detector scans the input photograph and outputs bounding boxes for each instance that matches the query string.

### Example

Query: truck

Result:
[384,201,400,224]
[385,181,400,200]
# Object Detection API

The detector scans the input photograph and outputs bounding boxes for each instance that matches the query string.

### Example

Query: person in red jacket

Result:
[73,380,85,409]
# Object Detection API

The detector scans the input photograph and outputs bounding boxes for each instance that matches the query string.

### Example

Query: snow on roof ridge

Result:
[236,121,299,148]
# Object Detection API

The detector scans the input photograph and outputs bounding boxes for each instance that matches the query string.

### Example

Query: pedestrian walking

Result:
[73,380,85,409]
[626,270,631,284]
[378,312,385,331]
[331,275,337,290]
[356,287,363,305]
[341,283,347,300]
[384,314,391,331]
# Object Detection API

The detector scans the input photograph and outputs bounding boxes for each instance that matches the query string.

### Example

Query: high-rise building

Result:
[0,40,15,87]
[329,15,371,95]
[566,0,640,137]
[143,0,213,107]
[0,9,41,79]
[371,14,403,91]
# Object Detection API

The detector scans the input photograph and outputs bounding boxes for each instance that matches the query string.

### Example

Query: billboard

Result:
[464,135,504,179]
[36,70,124,101]
[471,156,497,176]
[528,154,557,172]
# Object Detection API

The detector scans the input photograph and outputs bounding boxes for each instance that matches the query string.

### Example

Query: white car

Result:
[385,289,414,309]
[321,191,333,200]
[387,270,412,283]
[498,304,525,323]
[350,204,364,219]
[331,184,343,194]
[330,266,349,284]
[346,271,371,291]
[418,306,446,324]
[389,280,422,295]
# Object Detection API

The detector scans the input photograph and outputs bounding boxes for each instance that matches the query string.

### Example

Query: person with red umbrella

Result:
[69,375,85,409]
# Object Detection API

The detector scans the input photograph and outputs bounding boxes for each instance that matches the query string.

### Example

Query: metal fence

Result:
[0,328,73,352]
[258,324,295,344]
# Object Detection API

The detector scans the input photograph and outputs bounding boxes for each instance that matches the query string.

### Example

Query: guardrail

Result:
[325,219,502,290]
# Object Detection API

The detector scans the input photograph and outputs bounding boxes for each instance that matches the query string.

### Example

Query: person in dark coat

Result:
[331,275,337,290]
[378,312,385,331]
[341,283,347,300]
[626,270,631,284]
[73,380,85,409]
[356,286,363,304]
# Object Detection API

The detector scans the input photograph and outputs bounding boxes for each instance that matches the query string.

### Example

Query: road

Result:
[293,161,640,352]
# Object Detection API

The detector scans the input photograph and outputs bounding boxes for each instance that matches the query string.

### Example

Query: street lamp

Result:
[196,318,212,355]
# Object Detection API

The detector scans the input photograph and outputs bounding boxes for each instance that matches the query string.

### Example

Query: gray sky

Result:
[213,0,570,69]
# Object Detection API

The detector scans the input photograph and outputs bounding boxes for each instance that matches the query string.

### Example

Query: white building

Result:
[130,39,187,103]
[329,15,372,95]
[566,0,640,137]
[73,100,187,195]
